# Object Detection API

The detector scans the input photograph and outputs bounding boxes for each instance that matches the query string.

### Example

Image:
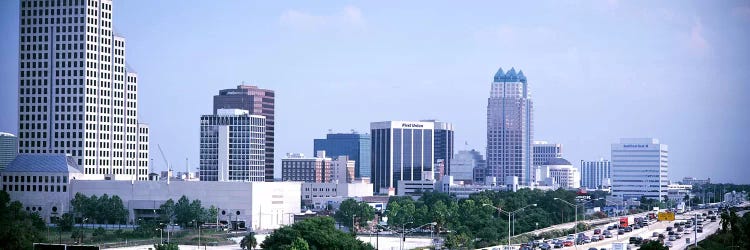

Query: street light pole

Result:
[484,203,537,248]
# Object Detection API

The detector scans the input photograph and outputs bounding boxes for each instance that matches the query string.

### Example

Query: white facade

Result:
[199,109,266,182]
[611,138,669,200]
[18,0,149,180]
[0,132,18,171]
[539,158,580,189]
[580,159,611,190]
[667,184,693,202]
[451,149,485,183]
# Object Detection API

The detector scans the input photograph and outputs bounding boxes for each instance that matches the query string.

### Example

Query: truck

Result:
[676,202,686,214]
[620,216,634,228]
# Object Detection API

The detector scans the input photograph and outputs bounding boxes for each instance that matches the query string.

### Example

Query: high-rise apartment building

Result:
[199,109,266,182]
[611,138,668,200]
[0,133,19,172]
[18,0,149,179]
[281,151,332,183]
[313,132,370,178]
[213,85,275,181]
[370,120,454,194]
[451,149,485,183]
[533,141,562,166]
[486,67,534,185]
[580,159,611,190]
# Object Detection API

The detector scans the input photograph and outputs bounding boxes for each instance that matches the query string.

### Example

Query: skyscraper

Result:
[486,67,534,185]
[213,85,275,181]
[18,0,149,179]
[199,109,266,182]
[0,133,18,172]
[451,149,486,183]
[428,120,454,176]
[313,132,371,178]
[370,120,453,194]
[611,138,669,200]
[580,159,611,190]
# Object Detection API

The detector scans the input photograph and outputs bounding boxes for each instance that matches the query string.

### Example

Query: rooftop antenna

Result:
[328,129,333,134]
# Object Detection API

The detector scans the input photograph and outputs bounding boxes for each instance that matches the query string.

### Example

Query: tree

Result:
[159,199,176,223]
[0,190,46,250]
[335,199,375,232]
[290,237,310,250]
[261,217,373,250]
[154,243,179,250]
[240,232,258,250]
[59,212,75,231]
[638,240,668,250]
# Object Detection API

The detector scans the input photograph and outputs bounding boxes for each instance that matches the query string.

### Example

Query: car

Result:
[624,226,633,232]
[588,248,598,250]
[633,224,641,229]
[594,229,601,234]
[668,231,675,235]
[697,228,703,233]
[618,229,625,235]
[652,232,659,237]
[629,236,643,245]
[666,226,673,231]
[665,242,673,248]
[591,236,600,242]
[563,240,574,247]
[598,235,605,240]
[676,234,682,239]
[668,235,676,241]
[554,242,563,248]
[677,227,684,232]
[686,223,692,228]
[539,243,552,250]
[605,233,613,238]
[607,225,613,230]
[584,237,591,244]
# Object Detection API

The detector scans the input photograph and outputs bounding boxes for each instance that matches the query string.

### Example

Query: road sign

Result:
[657,212,675,221]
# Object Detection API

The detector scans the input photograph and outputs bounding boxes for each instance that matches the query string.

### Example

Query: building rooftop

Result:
[3,154,82,173]
[0,132,16,137]
[544,157,572,166]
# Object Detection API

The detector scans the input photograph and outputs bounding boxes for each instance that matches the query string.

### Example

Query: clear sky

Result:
[1,1,749,184]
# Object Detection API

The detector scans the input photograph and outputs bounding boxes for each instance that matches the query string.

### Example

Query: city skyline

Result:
[1,1,749,184]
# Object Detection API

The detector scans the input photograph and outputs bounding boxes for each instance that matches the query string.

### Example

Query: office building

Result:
[538,158,580,189]
[0,133,18,171]
[487,67,534,185]
[17,0,150,180]
[313,132,371,178]
[213,85,275,182]
[533,141,562,166]
[580,159,611,190]
[371,120,454,194]
[680,177,711,186]
[425,120,454,176]
[281,151,332,183]
[331,156,355,183]
[199,109,266,182]
[611,138,669,200]
[301,180,372,206]
[451,149,486,183]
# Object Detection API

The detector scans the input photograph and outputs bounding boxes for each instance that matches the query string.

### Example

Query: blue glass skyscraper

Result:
[313,133,371,178]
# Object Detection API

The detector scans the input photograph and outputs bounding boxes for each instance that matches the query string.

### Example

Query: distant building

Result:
[282,151,332,183]
[313,132,371,178]
[680,177,710,186]
[199,109,266,182]
[487,67,534,186]
[580,159,611,190]
[539,158,580,189]
[473,167,487,184]
[213,85,275,182]
[0,133,18,172]
[370,120,454,194]
[331,156,355,183]
[666,184,693,202]
[451,149,486,183]
[426,120,455,176]
[533,141,563,166]
[611,138,669,200]
[301,180,372,206]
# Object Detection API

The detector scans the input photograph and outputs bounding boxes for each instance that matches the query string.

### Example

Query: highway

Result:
[557,209,719,250]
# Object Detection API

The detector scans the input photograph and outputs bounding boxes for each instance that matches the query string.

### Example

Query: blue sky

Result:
[1,1,749,183]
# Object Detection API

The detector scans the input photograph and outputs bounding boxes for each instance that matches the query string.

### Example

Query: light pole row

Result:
[483,203,537,248]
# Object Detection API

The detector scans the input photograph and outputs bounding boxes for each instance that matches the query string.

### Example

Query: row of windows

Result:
[3,184,67,193]
[3,175,68,184]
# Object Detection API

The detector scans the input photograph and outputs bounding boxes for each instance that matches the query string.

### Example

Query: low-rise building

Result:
[282,151,332,183]
[300,180,373,206]
[2,154,301,230]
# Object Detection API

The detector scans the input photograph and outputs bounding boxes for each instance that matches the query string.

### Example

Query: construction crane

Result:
[157,144,171,171]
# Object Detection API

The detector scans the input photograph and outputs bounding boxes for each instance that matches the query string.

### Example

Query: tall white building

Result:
[199,109,266,182]
[487,67,534,185]
[611,138,668,200]
[580,159,611,190]
[18,0,149,180]
[0,133,18,172]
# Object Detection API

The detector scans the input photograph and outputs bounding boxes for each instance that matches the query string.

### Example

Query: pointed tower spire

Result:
[493,67,505,81]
